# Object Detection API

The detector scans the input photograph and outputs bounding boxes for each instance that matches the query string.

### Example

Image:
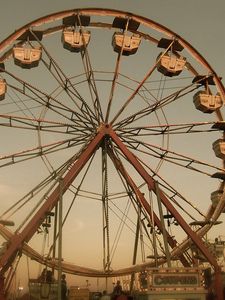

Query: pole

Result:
[155,181,171,267]
[58,177,63,300]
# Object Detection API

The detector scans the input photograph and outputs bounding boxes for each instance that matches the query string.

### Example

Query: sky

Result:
[0,0,224,78]
[0,0,225,295]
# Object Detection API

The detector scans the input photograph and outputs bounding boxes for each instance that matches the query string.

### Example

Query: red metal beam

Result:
[109,128,220,268]
[0,129,105,275]
[107,147,191,267]
[110,128,224,299]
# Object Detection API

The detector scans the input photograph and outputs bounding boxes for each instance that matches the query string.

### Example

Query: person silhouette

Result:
[61,274,67,300]
[112,281,122,299]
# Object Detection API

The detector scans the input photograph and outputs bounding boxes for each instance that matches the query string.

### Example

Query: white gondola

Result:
[137,268,207,299]
[191,244,212,262]
[213,238,225,257]
[0,79,6,100]
[212,139,225,159]
[112,32,141,56]
[156,52,186,77]
[62,29,91,52]
[13,46,42,69]
[211,190,225,213]
[29,280,58,300]
[193,91,223,113]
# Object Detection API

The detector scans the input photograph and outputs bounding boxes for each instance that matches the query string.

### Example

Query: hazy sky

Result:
[0,0,225,294]
[0,0,224,78]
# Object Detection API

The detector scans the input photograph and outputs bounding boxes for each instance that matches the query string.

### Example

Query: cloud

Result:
[67,219,85,233]
[0,184,15,198]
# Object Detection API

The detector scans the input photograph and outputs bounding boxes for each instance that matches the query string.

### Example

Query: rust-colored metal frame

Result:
[0,7,224,300]
[0,126,223,299]
[0,8,224,101]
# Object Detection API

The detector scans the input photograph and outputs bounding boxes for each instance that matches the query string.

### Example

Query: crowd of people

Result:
[100,280,129,300]
[39,269,127,300]
[39,268,68,300]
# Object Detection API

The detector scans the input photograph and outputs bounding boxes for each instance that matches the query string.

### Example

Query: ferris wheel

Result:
[0,7,224,298]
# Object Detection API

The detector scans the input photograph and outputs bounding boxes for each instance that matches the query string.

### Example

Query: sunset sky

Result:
[0,0,225,295]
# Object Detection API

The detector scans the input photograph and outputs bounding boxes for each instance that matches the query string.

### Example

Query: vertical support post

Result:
[155,181,171,267]
[52,203,58,277]
[0,275,5,300]
[110,129,224,299]
[129,215,140,292]
[214,268,223,300]
[138,205,145,263]
[58,178,63,300]
[102,141,110,292]
[149,190,158,267]
[102,140,110,284]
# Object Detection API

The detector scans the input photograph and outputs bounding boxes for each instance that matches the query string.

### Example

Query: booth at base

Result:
[135,268,207,300]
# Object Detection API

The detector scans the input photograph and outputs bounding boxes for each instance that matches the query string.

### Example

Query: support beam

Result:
[109,129,220,268]
[0,276,5,300]
[102,141,110,273]
[155,181,171,267]
[0,129,105,275]
[109,129,224,299]
[57,178,63,300]
[107,147,190,267]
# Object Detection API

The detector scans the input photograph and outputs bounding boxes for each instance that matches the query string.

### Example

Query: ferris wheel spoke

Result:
[46,151,98,259]
[29,29,98,126]
[110,63,158,125]
[2,65,91,127]
[4,73,92,127]
[110,41,177,125]
[113,145,206,220]
[0,114,91,135]
[121,135,223,176]
[117,121,217,137]
[114,81,199,129]
[80,52,103,123]
[40,56,98,126]
[105,19,130,123]
[0,137,95,223]
[113,74,161,121]
[0,134,91,169]
[72,15,106,124]
[2,179,67,232]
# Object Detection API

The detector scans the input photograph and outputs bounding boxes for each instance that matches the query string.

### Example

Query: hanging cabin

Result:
[211,190,225,213]
[13,45,42,69]
[29,269,58,300]
[156,38,186,77]
[112,32,141,56]
[62,29,91,52]
[0,79,6,100]
[156,52,186,77]
[212,139,225,159]
[193,91,223,113]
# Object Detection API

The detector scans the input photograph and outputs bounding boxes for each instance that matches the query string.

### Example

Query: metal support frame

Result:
[0,125,223,300]
[110,129,219,266]
[130,216,140,292]
[109,128,223,300]
[0,130,105,275]
[102,141,110,274]
[107,147,190,267]
[155,181,171,267]
[58,178,63,300]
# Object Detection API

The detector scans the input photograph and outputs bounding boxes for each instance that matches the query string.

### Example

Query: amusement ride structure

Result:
[0,7,224,300]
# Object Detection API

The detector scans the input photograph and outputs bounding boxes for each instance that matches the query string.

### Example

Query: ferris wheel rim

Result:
[0,7,223,91]
[0,7,224,278]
